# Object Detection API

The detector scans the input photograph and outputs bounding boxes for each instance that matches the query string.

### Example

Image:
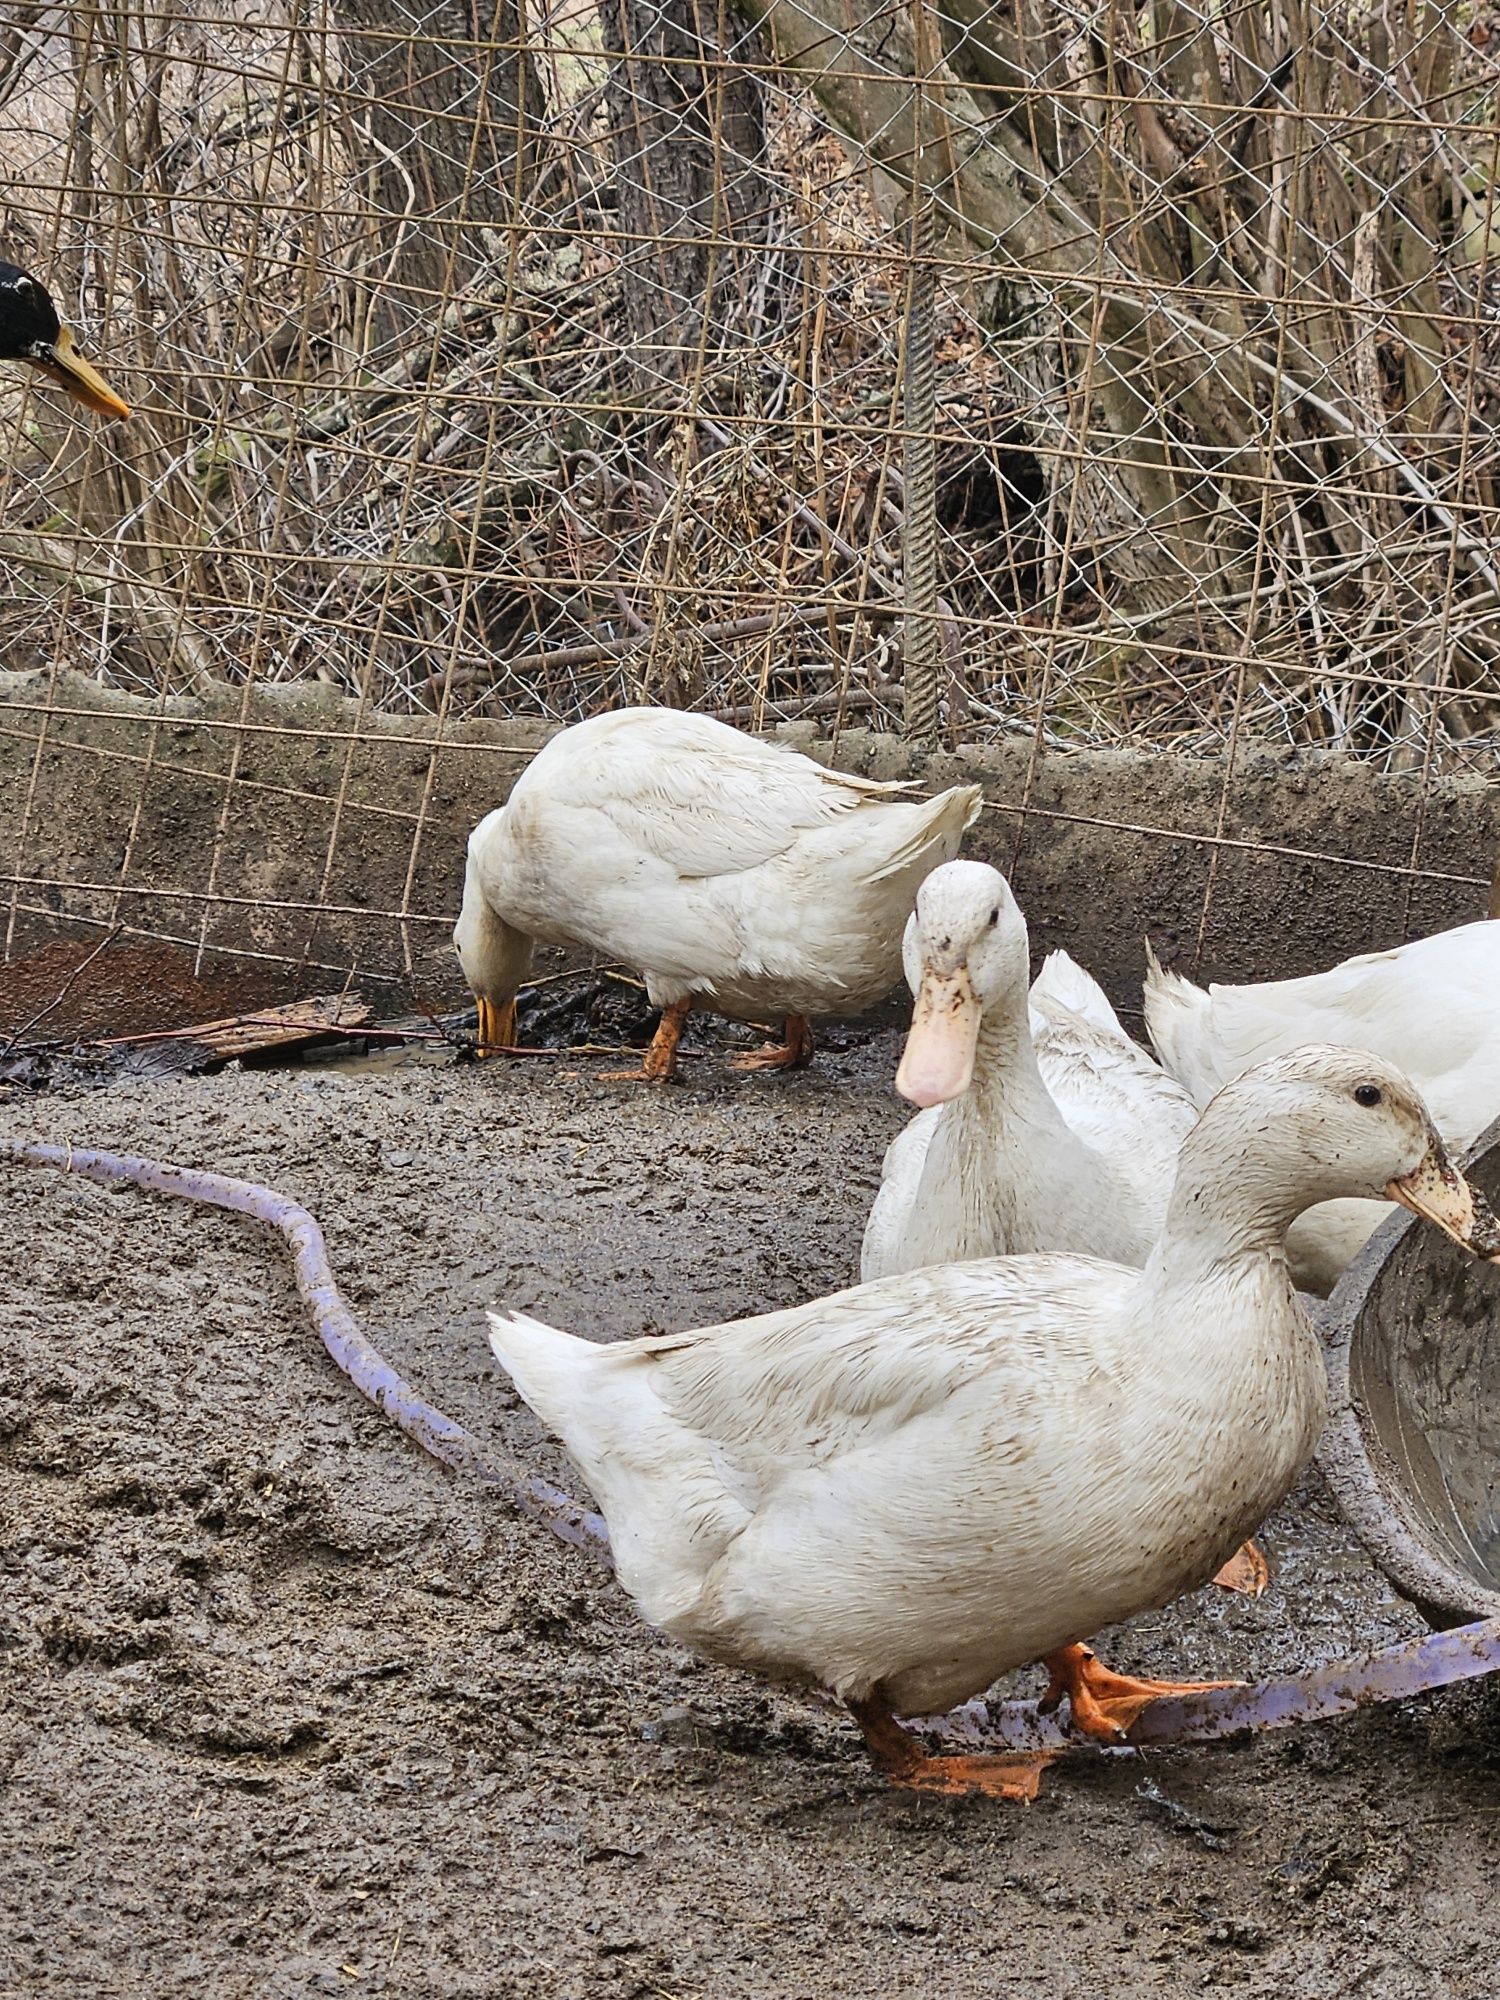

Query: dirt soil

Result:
[4,1032,1500,2000]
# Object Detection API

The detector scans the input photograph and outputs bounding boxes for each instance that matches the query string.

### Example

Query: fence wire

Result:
[0,0,1497,998]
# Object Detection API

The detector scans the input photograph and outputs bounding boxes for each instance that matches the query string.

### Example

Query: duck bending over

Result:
[489,1048,1499,1800]
[454,708,980,1080]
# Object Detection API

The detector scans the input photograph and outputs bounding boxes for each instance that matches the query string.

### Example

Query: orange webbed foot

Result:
[601,998,691,1083]
[1040,1643,1242,1742]
[1210,1539,1270,1597]
[848,1695,1057,1803]
[882,1749,1057,1802]
[728,1014,815,1073]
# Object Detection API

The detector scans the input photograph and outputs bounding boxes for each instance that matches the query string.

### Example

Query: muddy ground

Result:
[4,1027,1500,2000]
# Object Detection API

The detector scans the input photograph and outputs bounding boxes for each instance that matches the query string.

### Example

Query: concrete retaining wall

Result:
[0,671,1493,1015]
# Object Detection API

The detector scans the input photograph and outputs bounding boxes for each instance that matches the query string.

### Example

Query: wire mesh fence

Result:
[0,0,1497,1005]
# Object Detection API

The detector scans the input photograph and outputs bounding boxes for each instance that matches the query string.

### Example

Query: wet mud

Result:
[4,1037,1500,1999]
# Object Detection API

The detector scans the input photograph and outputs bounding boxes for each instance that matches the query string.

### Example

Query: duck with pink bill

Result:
[862,861,1270,1594]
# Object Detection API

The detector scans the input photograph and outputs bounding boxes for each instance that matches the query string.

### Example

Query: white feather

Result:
[1144,923,1500,1287]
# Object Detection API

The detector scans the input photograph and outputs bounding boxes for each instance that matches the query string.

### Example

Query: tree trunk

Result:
[336,0,545,350]
[604,0,769,396]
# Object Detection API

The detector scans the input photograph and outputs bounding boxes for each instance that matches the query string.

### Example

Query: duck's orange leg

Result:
[601,998,691,1083]
[730,1013,815,1073]
[474,996,517,1057]
[1040,1643,1240,1742]
[1210,1539,1270,1597]
[848,1695,1057,1802]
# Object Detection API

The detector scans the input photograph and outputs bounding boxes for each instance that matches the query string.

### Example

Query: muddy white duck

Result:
[861,860,1262,1593]
[1145,922,1500,1291]
[453,708,980,1079]
[0,263,129,419]
[489,1047,1500,1800]
[861,861,1196,1283]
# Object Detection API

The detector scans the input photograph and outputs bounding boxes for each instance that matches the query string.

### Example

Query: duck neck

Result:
[1136,1119,1324,1466]
[1145,1114,1309,1293]
[960,982,1104,1181]
[456,861,534,1003]
[481,909,533,1000]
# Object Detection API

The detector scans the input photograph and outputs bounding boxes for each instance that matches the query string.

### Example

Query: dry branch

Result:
[0,0,1496,769]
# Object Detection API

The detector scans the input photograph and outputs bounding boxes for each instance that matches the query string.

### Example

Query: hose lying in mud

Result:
[927,1616,1500,1755]
[0,1138,610,1563]
[8,1134,1500,1759]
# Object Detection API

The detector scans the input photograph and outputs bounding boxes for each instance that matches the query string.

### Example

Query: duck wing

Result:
[492,1257,1132,1652]
[556,711,927,883]
[640,1256,1130,1517]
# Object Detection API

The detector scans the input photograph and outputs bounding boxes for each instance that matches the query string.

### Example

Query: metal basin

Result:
[1320,1116,1500,1629]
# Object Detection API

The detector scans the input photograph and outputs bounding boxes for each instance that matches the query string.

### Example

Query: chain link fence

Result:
[0,0,1496,1006]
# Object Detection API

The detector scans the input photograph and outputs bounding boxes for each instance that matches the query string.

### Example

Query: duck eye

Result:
[987,907,1000,927]
[1354,1083,1382,1108]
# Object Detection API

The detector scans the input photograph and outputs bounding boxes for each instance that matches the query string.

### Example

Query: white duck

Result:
[453,709,981,1080]
[489,1048,1498,1801]
[862,862,1265,1595]
[1145,922,1500,1291]
[861,862,1196,1283]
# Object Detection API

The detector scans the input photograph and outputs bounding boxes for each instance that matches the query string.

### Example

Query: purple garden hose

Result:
[0,1138,610,1560]
[8,1134,1500,1762]
[923,1615,1500,1753]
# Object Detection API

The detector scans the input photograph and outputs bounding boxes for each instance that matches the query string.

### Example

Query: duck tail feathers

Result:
[1029,948,1120,1033]
[487,1309,667,1506]
[487,1310,602,1454]
[1141,942,1213,1092]
[867,783,983,883]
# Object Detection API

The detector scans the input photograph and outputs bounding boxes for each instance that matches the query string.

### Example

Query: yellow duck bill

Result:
[1387,1144,1500,1260]
[895,964,981,1108]
[29,324,130,421]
